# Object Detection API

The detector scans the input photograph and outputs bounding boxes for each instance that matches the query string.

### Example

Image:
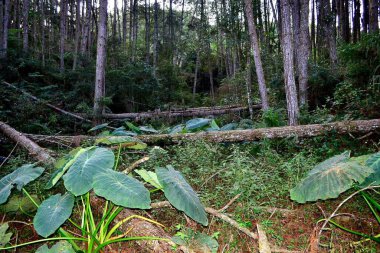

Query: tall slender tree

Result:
[60,0,68,73]
[1,0,10,59]
[22,0,30,54]
[280,0,299,125]
[93,0,108,123]
[369,0,379,33]
[244,0,269,110]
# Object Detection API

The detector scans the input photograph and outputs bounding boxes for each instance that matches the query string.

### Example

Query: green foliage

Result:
[34,193,75,238]
[156,165,208,226]
[255,108,286,128]
[0,164,44,204]
[93,170,151,209]
[0,223,12,247]
[290,152,374,203]
[172,227,218,253]
[36,241,75,253]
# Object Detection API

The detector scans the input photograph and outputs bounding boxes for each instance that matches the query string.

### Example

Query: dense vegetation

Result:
[0,0,379,252]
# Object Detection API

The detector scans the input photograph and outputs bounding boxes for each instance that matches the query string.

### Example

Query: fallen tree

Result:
[2,81,260,121]
[2,81,91,123]
[102,104,261,120]
[24,119,380,146]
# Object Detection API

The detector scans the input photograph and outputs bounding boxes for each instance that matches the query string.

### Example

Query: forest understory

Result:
[1,0,380,252]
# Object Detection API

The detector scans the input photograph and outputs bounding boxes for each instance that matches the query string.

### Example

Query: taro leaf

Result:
[350,154,371,166]
[63,148,114,196]
[220,123,238,131]
[34,193,75,238]
[36,241,75,253]
[93,170,151,209]
[95,136,147,150]
[46,148,88,189]
[0,164,45,204]
[140,126,159,134]
[360,152,380,187]
[0,223,12,246]
[290,161,374,203]
[112,128,138,136]
[185,118,211,131]
[170,124,185,134]
[210,120,220,130]
[126,122,142,134]
[307,151,351,176]
[366,152,380,171]
[193,232,219,253]
[0,194,40,213]
[89,123,109,132]
[156,165,208,225]
[135,169,163,189]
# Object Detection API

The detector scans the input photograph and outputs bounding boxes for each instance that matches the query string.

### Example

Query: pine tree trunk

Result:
[145,0,150,63]
[293,0,310,106]
[244,0,269,111]
[73,0,81,70]
[93,0,108,124]
[369,0,379,33]
[153,0,158,76]
[352,0,361,42]
[122,0,127,46]
[59,0,67,73]
[22,0,30,54]
[192,51,200,101]
[80,0,91,55]
[40,0,46,67]
[280,0,299,126]
[1,0,10,59]
[246,53,254,119]
[363,0,369,33]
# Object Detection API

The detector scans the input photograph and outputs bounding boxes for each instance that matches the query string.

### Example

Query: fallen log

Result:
[24,119,380,146]
[101,104,261,120]
[2,81,91,123]
[0,121,176,252]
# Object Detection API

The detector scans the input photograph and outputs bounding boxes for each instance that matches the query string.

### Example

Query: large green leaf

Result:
[63,148,114,196]
[156,166,208,225]
[34,193,75,238]
[169,124,185,134]
[290,160,374,203]
[307,151,350,176]
[93,170,151,209]
[140,126,159,134]
[36,241,75,253]
[360,152,380,187]
[0,223,12,246]
[45,148,88,189]
[0,164,44,204]
[135,169,163,189]
[88,123,109,132]
[185,118,211,131]
[95,136,147,149]
[126,122,142,134]
[0,194,40,213]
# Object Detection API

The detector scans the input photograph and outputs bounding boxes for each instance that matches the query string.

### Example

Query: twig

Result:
[200,167,228,188]
[218,193,241,212]
[0,142,18,168]
[257,223,271,253]
[122,156,150,174]
[151,201,258,239]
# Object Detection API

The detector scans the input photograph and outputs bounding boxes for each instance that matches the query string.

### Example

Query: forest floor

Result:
[1,133,380,252]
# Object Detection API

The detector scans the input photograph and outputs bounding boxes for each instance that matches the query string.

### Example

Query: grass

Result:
[1,134,380,252]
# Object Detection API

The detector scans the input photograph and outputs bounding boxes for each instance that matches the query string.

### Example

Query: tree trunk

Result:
[352,0,360,42]
[363,0,369,33]
[26,119,380,145]
[0,0,10,59]
[80,0,91,55]
[22,0,30,54]
[40,0,46,67]
[293,0,310,106]
[93,0,108,124]
[369,0,379,33]
[192,50,200,101]
[145,0,150,64]
[73,0,81,70]
[60,0,68,73]
[246,54,254,119]
[153,0,158,76]
[244,0,270,111]
[122,0,127,46]
[280,0,299,126]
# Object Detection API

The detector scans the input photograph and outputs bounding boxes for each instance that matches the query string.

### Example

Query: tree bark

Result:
[25,119,380,145]
[352,0,361,43]
[80,0,91,55]
[0,121,55,164]
[153,0,158,76]
[0,0,10,59]
[22,0,30,54]
[60,0,68,73]
[192,50,200,100]
[369,0,379,33]
[73,0,81,70]
[280,0,299,126]
[244,0,270,111]
[293,0,310,106]
[93,0,108,124]
[246,54,254,119]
